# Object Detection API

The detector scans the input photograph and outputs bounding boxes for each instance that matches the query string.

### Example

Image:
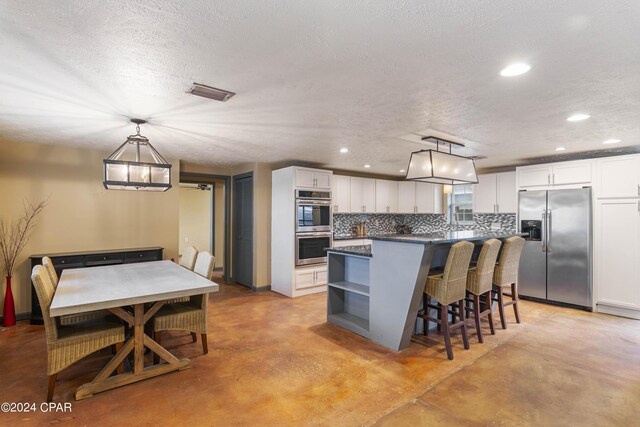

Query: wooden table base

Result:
[75,302,191,400]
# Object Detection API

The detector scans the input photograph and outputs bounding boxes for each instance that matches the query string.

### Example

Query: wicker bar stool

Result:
[465,239,502,343]
[492,236,526,329]
[416,241,474,360]
[31,265,125,402]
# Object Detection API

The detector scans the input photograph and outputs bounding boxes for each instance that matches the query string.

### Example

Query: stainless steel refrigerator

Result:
[518,187,592,309]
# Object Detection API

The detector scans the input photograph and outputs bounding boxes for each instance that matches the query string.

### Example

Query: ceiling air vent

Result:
[186,83,235,102]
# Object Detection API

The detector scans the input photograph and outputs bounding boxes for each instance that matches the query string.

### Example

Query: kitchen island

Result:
[326,231,523,351]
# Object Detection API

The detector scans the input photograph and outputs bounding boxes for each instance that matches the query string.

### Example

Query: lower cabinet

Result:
[595,199,640,317]
[295,265,328,290]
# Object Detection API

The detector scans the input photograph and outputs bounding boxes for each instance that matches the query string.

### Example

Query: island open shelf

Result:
[326,251,371,339]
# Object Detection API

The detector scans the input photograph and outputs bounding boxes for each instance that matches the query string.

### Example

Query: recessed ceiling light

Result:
[400,169,406,173]
[364,164,371,168]
[500,63,531,77]
[555,147,566,151]
[567,114,590,122]
[602,139,621,144]
[340,147,349,153]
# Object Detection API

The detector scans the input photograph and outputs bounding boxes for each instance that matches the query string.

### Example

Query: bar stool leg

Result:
[459,300,470,350]
[511,282,521,323]
[496,286,507,329]
[473,294,483,343]
[423,294,430,336]
[486,290,495,335]
[440,303,453,360]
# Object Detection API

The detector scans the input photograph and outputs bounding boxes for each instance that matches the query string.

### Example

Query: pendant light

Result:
[404,136,479,185]
[103,119,172,192]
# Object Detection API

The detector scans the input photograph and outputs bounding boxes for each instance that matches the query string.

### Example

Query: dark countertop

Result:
[326,245,372,257]
[333,233,392,241]
[370,230,524,245]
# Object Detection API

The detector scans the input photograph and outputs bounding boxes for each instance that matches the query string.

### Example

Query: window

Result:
[448,184,473,224]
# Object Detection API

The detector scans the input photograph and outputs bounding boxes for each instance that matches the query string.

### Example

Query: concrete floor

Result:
[1,274,639,426]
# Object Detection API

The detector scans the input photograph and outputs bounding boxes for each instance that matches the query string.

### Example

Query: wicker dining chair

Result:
[31,265,125,402]
[193,251,215,280]
[152,293,209,364]
[42,256,110,326]
[465,239,502,343]
[179,246,198,271]
[416,241,474,360]
[493,236,526,329]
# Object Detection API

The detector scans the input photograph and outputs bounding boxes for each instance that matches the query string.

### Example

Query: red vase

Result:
[3,276,16,327]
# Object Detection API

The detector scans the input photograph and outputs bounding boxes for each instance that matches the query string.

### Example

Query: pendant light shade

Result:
[405,137,478,185]
[103,119,172,192]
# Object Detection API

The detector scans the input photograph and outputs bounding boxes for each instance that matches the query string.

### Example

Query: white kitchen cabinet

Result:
[397,181,416,213]
[497,172,517,213]
[350,177,376,213]
[375,180,398,213]
[397,181,442,214]
[416,183,442,214]
[332,175,351,213]
[473,174,498,213]
[517,165,552,188]
[473,172,516,213]
[552,161,592,186]
[595,199,640,313]
[597,155,640,199]
[295,167,332,190]
[517,160,593,190]
[295,265,328,290]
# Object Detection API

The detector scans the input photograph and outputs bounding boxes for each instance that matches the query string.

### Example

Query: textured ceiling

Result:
[1,0,640,176]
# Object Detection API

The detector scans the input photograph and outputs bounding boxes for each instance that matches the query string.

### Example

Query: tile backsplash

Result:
[333,213,516,236]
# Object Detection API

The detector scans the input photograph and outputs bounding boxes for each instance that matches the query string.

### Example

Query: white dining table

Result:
[50,260,219,400]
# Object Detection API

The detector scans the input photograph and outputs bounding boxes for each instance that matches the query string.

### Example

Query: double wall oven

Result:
[295,190,332,266]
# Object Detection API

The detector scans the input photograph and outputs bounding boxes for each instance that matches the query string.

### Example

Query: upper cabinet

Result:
[295,168,332,190]
[332,175,351,213]
[517,160,593,189]
[350,177,376,213]
[473,172,516,213]
[397,181,442,214]
[597,155,640,199]
[375,180,398,213]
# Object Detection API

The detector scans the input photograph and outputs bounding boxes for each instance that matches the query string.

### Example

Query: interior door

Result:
[232,173,253,287]
[546,188,592,307]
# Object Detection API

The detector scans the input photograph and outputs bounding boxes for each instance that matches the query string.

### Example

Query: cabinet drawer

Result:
[125,251,160,263]
[86,253,125,266]
[51,255,84,269]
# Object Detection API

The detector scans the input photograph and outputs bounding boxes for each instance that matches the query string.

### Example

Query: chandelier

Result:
[404,136,478,185]
[103,119,172,192]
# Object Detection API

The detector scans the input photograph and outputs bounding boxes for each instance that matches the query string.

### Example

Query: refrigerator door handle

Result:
[541,210,547,252]
[547,209,552,252]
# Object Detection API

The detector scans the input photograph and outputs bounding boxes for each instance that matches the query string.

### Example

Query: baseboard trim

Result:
[251,285,271,292]
[0,312,31,324]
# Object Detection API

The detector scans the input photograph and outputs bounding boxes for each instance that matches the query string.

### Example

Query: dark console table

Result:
[29,247,164,325]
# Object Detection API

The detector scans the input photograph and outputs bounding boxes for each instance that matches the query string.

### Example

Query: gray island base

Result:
[326,231,523,351]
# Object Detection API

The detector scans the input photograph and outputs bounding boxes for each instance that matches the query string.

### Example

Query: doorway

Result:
[232,172,254,287]
[179,172,231,281]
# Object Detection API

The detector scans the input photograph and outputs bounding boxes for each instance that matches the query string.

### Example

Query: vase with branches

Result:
[0,199,48,327]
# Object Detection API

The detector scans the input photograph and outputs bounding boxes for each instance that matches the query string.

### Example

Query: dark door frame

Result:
[179,172,231,281]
